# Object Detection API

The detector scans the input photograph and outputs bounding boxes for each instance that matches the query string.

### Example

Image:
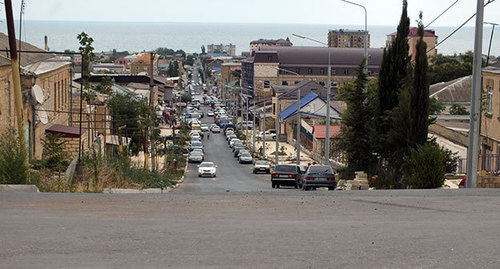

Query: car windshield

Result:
[255,161,268,165]
[191,142,202,146]
[241,153,252,157]
[200,162,214,167]
[190,152,202,156]
[275,165,297,173]
[308,166,333,174]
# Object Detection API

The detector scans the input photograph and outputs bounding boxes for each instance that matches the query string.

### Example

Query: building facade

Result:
[328,29,370,48]
[249,38,293,54]
[386,27,438,61]
[242,46,383,98]
[207,44,236,56]
[130,53,158,75]
[480,67,500,172]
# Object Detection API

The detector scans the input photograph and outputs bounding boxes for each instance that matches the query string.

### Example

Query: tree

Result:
[41,134,70,171]
[449,104,468,115]
[337,60,374,175]
[408,142,445,189]
[429,97,445,115]
[201,45,206,54]
[0,129,28,184]
[409,13,430,148]
[375,0,410,159]
[428,52,474,84]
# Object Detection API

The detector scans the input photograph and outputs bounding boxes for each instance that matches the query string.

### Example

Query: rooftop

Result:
[0,33,55,66]
[388,27,437,38]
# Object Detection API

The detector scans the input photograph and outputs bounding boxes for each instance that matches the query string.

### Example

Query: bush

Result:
[0,129,28,184]
[408,142,445,189]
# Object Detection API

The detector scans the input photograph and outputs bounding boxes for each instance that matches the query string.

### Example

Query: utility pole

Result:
[253,95,256,153]
[4,0,26,150]
[325,50,331,165]
[484,22,498,66]
[466,0,484,188]
[246,98,249,148]
[262,99,266,158]
[275,93,280,165]
[296,87,301,165]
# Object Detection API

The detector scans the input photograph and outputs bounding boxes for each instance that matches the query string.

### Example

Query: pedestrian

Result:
[207,131,210,140]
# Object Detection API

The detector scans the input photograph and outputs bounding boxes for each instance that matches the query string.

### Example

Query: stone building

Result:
[386,27,438,61]
[249,38,292,54]
[328,29,370,48]
[130,53,158,75]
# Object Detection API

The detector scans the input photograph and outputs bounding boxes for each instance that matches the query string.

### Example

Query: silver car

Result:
[253,160,270,174]
[239,153,253,164]
[188,151,204,163]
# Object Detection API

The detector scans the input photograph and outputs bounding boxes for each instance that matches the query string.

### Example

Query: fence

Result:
[456,154,500,174]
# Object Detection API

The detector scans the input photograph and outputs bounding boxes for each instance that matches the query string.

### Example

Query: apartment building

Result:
[328,29,370,48]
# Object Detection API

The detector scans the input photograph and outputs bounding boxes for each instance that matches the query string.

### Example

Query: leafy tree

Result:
[449,104,468,115]
[0,129,28,184]
[41,134,70,171]
[429,97,445,115]
[183,55,195,66]
[77,32,95,102]
[408,142,445,189]
[428,52,473,84]
[108,93,143,154]
[409,13,430,148]
[93,76,113,95]
[337,60,374,175]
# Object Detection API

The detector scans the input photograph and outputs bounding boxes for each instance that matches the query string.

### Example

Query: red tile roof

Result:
[388,27,437,37]
[313,125,341,139]
[46,124,87,138]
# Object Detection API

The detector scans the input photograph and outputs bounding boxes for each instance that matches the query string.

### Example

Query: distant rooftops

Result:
[329,29,368,34]
[388,27,437,38]
[250,38,293,46]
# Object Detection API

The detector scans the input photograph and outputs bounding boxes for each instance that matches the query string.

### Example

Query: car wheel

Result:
[213,174,216,178]
[328,187,335,191]
[294,182,298,189]
[276,184,280,189]
[272,182,275,188]
[198,174,201,177]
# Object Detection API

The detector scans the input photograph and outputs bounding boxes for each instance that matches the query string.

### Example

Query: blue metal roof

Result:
[280,92,342,120]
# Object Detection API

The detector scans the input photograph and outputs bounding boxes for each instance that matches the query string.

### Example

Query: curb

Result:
[0,184,39,192]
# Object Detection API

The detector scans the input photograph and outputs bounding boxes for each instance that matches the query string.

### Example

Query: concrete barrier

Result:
[0,185,39,192]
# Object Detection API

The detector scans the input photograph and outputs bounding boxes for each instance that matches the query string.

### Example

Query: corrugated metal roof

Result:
[280,92,319,120]
[45,124,86,138]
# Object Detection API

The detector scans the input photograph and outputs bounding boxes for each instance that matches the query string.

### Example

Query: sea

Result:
[3,21,500,57]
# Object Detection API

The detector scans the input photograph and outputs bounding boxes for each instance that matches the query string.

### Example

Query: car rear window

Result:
[275,165,297,173]
[308,166,333,174]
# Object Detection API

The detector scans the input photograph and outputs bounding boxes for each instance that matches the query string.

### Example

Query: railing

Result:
[456,154,500,174]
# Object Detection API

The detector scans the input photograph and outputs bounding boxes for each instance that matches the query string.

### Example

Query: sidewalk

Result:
[246,133,314,166]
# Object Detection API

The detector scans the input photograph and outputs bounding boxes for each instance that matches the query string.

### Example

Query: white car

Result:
[256,131,276,140]
[198,162,217,177]
[229,138,241,148]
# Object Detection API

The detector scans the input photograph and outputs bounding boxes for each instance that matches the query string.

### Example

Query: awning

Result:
[45,124,86,138]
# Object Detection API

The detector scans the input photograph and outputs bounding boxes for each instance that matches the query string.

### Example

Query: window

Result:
[267,56,273,61]
[332,82,338,87]
[319,81,325,86]
[264,81,270,88]
[487,86,493,114]
[320,68,325,75]
[54,82,57,110]
[307,68,313,74]
[343,69,349,75]
[282,81,288,86]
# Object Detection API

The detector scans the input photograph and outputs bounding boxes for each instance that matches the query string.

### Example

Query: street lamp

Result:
[484,22,498,66]
[341,0,368,77]
[271,67,304,166]
[292,34,332,165]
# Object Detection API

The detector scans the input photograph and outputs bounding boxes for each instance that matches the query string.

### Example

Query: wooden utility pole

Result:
[4,0,26,146]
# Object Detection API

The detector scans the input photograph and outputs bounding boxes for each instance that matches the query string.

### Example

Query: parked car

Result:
[211,126,221,133]
[256,130,277,140]
[253,160,271,174]
[239,152,253,164]
[207,111,214,117]
[226,134,237,142]
[188,151,204,163]
[229,138,241,148]
[190,141,204,152]
[233,146,247,157]
[201,124,210,132]
[271,164,302,189]
[302,165,336,191]
[198,162,217,177]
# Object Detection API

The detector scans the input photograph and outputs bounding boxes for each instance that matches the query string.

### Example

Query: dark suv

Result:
[271,164,302,189]
[302,165,336,191]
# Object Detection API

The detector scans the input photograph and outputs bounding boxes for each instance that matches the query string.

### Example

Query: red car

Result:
[211,126,221,133]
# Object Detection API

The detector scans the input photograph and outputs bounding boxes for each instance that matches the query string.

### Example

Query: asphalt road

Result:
[175,104,271,193]
[2,189,500,268]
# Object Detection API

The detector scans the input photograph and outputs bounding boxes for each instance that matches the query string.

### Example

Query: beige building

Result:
[328,29,370,48]
[130,53,158,75]
[480,67,500,172]
[249,38,292,54]
[387,27,438,61]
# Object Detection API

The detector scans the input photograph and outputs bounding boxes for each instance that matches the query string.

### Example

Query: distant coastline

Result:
[1,20,498,56]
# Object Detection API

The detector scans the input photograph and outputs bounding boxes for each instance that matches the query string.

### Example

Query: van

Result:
[191,124,202,133]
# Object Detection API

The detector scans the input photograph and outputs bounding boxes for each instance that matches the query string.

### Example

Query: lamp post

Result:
[292,34,332,165]
[341,0,368,78]
[484,22,498,66]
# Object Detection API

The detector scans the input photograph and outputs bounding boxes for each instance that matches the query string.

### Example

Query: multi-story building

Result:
[480,67,500,172]
[130,53,158,75]
[249,38,293,54]
[386,27,438,61]
[220,62,242,86]
[241,46,383,98]
[207,44,236,56]
[328,29,370,48]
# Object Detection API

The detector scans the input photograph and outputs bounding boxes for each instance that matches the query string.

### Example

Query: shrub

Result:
[0,129,28,184]
[408,142,445,189]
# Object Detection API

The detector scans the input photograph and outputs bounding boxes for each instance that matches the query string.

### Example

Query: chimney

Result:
[44,35,49,51]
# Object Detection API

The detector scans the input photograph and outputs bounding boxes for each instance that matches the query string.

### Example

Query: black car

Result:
[233,146,247,157]
[302,165,336,191]
[271,164,302,189]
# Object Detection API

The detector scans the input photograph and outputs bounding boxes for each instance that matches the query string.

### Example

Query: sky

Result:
[4,0,500,27]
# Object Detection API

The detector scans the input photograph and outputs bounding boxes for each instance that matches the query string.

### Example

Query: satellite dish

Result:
[31,85,44,104]
[37,110,49,124]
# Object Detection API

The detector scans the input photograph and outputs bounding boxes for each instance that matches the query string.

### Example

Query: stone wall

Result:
[477,176,500,188]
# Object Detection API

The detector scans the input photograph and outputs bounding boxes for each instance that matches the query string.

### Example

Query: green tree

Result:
[449,104,468,115]
[429,97,445,115]
[409,13,430,148]
[41,133,70,171]
[428,52,474,84]
[201,45,206,54]
[108,93,143,154]
[337,60,374,175]
[0,129,28,184]
[172,60,179,77]
[408,142,445,189]
[77,32,96,102]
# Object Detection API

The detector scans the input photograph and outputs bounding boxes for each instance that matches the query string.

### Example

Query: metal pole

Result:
[253,96,256,153]
[262,99,266,158]
[325,50,331,165]
[246,98,249,148]
[466,0,484,188]
[78,56,84,160]
[296,87,301,165]
[484,22,498,66]
[4,0,26,150]
[275,94,280,165]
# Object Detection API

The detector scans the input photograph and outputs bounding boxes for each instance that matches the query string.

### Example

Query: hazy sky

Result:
[5,0,500,27]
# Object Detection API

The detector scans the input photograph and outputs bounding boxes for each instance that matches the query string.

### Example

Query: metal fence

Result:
[456,154,500,174]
